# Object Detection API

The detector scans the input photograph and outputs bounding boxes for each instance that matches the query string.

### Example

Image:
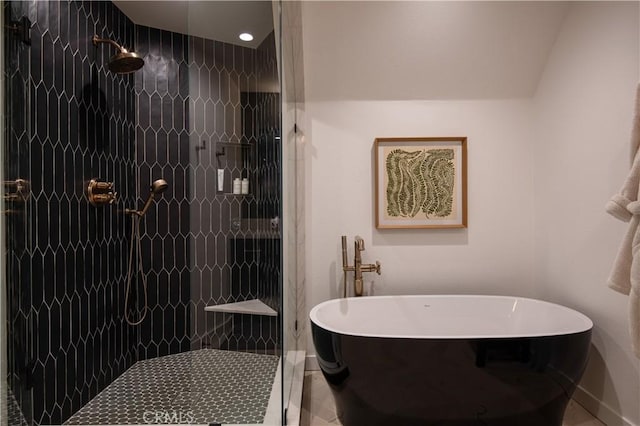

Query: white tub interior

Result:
[309,295,593,339]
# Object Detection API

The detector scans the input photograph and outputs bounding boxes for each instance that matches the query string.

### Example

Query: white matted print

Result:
[374,137,467,229]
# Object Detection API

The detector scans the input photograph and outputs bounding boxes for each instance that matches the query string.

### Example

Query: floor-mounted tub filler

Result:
[310,295,593,426]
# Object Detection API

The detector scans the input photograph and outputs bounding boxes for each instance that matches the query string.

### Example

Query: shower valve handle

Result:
[94,181,113,191]
[87,179,117,206]
[91,192,117,204]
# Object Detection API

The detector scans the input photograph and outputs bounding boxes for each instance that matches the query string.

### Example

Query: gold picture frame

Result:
[374,137,467,229]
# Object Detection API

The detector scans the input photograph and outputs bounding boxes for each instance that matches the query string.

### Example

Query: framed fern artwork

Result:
[374,137,467,229]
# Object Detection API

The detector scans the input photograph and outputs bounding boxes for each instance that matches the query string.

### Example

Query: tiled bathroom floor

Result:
[300,371,605,426]
[65,349,279,425]
[6,388,28,426]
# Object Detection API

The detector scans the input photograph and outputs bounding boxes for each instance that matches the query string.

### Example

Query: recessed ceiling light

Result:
[239,33,254,42]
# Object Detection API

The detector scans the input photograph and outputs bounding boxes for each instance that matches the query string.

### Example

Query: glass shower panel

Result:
[1,6,4,423]
[3,1,33,424]
[128,1,283,424]
[184,2,283,423]
[280,1,305,418]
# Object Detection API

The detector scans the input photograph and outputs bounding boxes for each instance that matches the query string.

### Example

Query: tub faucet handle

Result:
[374,260,381,275]
[361,260,381,275]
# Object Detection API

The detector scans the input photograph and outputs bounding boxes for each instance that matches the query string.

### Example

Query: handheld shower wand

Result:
[125,179,169,217]
[124,179,168,325]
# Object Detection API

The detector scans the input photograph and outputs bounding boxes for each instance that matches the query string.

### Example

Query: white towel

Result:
[606,84,640,221]
[606,83,640,359]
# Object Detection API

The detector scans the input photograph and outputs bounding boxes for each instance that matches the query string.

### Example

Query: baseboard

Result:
[573,386,637,426]
[304,354,319,371]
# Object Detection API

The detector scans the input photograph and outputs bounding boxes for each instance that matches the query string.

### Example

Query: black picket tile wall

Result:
[133,25,192,361]
[135,27,281,356]
[5,2,35,424]
[4,1,281,424]
[4,1,138,424]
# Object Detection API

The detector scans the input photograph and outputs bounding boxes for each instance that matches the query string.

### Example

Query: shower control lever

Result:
[87,178,117,206]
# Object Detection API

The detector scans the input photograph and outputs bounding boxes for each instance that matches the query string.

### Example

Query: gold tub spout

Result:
[341,236,354,298]
[341,235,381,297]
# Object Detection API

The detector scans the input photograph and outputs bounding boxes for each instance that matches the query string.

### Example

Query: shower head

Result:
[109,50,144,74]
[150,179,169,194]
[138,179,169,216]
[92,35,144,74]
[125,178,169,218]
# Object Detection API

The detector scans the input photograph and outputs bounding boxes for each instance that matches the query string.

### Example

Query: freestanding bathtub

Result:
[310,295,592,426]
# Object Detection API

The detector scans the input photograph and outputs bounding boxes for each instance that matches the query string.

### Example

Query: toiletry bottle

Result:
[233,178,241,194]
[217,169,224,192]
[241,178,249,195]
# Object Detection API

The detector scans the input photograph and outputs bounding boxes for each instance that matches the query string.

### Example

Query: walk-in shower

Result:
[1,0,300,425]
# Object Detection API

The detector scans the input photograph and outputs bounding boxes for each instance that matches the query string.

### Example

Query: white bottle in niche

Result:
[241,178,249,194]
[233,178,241,194]
[217,169,224,192]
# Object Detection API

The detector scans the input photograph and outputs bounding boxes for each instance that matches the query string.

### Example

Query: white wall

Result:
[533,3,640,425]
[301,1,568,100]
[304,100,536,352]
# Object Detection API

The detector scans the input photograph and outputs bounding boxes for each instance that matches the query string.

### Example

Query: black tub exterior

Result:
[311,321,591,426]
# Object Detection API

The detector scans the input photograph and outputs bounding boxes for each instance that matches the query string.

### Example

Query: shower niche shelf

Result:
[215,141,254,196]
[205,298,277,317]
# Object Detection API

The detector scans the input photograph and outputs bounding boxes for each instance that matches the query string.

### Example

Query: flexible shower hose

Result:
[124,215,148,325]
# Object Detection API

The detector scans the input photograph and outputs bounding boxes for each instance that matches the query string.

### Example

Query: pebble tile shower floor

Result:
[64,349,279,425]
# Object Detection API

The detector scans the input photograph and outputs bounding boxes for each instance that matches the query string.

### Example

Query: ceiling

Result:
[113,1,274,49]
[302,1,571,100]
